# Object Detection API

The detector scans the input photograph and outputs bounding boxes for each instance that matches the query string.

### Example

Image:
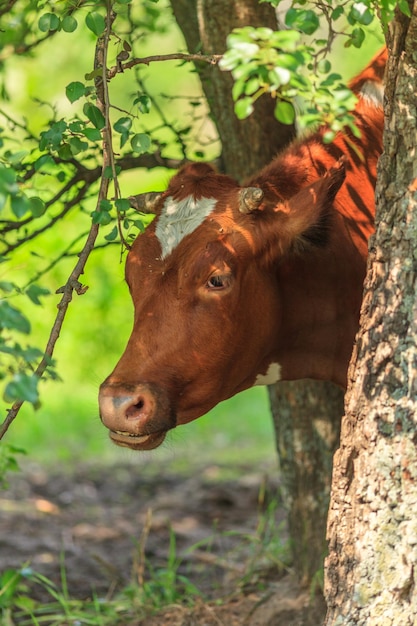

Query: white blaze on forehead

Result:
[254,363,282,386]
[155,195,217,259]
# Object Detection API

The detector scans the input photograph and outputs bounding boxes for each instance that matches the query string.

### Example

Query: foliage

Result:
[0,442,26,489]
[0,0,214,454]
[221,0,406,136]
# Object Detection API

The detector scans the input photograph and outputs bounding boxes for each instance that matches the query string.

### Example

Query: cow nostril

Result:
[125,396,146,420]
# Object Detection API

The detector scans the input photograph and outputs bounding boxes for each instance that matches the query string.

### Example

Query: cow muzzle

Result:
[98,382,175,451]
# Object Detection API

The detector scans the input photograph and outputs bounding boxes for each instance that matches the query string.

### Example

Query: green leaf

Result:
[4,373,39,405]
[244,77,260,96]
[130,133,151,154]
[57,143,73,160]
[348,27,365,48]
[0,165,18,194]
[398,0,412,16]
[0,301,30,334]
[34,155,55,171]
[134,94,151,114]
[350,3,374,26]
[331,6,345,20]
[234,97,254,120]
[85,11,106,36]
[39,120,67,151]
[29,197,46,217]
[68,136,88,155]
[82,127,102,141]
[269,66,291,87]
[38,12,60,32]
[25,284,50,305]
[103,165,121,179]
[317,59,331,74]
[114,116,132,134]
[84,68,103,81]
[66,81,86,103]
[11,194,30,219]
[99,199,112,212]
[275,100,295,125]
[83,103,105,130]
[104,226,118,241]
[0,281,15,293]
[92,210,112,225]
[62,15,78,32]
[115,198,130,213]
[285,8,320,35]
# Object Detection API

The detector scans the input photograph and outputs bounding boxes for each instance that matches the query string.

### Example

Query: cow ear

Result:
[278,159,346,252]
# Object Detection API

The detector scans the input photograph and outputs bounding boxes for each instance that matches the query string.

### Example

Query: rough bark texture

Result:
[271,381,344,585]
[325,5,417,624]
[170,0,295,181]
[171,0,345,592]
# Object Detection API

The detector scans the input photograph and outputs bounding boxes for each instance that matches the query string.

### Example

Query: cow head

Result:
[99,161,345,450]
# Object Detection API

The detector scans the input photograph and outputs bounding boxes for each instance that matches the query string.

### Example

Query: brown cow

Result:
[99,49,386,450]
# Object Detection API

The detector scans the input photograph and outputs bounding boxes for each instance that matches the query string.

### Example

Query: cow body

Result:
[99,49,386,450]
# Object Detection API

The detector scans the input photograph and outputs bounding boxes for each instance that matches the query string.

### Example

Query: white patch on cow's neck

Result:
[360,80,384,107]
[254,363,282,386]
[155,195,217,259]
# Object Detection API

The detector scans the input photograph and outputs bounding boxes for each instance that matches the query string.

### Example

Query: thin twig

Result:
[0,6,117,440]
[107,52,222,79]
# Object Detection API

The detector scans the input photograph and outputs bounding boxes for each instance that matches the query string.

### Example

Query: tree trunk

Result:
[325,6,417,624]
[171,0,345,591]
[170,0,295,181]
[271,381,343,586]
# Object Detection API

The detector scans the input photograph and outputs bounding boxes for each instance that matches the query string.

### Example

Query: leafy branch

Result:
[0,5,117,438]
[220,0,409,138]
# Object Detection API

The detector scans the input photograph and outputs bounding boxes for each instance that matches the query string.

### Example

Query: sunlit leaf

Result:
[274,100,295,125]
[234,97,254,120]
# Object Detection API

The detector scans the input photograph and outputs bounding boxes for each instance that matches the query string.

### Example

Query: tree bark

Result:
[170,0,295,180]
[271,381,343,586]
[171,0,345,591]
[325,5,417,624]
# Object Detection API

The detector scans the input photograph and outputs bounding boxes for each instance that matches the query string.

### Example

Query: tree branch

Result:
[0,6,117,440]
[107,52,221,79]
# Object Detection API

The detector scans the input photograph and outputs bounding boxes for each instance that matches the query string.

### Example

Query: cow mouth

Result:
[109,429,166,451]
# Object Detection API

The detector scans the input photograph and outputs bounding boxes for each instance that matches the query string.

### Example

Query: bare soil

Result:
[0,459,326,625]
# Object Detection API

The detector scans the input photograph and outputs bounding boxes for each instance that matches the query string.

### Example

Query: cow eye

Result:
[206,273,230,290]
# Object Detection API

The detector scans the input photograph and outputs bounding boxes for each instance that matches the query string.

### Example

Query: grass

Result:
[0,488,289,626]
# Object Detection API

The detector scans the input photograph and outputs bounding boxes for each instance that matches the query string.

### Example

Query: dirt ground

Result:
[0,458,326,625]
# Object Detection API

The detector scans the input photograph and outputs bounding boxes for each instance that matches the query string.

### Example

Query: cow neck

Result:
[273,228,365,388]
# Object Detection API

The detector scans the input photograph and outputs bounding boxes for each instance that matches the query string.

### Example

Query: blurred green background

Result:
[1,2,383,470]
